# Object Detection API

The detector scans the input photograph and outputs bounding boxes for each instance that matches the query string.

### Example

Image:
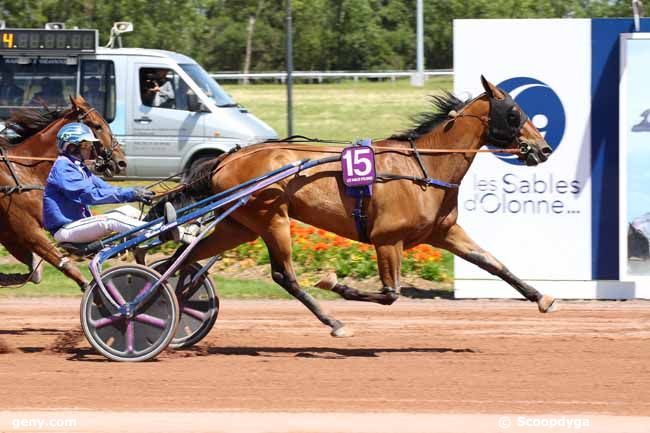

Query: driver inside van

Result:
[0,70,24,106]
[141,69,175,108]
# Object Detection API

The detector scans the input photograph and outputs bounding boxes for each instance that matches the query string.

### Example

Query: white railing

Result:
[209,69,453,82]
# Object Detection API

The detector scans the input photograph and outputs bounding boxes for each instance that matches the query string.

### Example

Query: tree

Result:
[0,0,637,71]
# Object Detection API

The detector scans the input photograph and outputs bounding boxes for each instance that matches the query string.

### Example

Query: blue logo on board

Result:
[493,77,566,165]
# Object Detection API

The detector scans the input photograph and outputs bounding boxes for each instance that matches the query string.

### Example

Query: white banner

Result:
[453,19,593,288]
[619,33,650,298]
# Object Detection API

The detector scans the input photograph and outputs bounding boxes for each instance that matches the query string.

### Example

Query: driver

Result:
[43,122,186,244]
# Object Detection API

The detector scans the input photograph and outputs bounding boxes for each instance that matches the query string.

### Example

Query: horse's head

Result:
[68,96,127,177]
[480,76,553,166]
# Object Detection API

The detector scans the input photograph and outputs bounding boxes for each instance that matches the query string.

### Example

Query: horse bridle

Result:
[77,107,122,176]
[485,88,533,156]
[450,90,533,159]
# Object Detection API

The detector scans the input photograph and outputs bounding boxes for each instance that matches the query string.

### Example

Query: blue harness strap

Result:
[425,178,459,189]
[343,139,373,244]
[345,184,372,244]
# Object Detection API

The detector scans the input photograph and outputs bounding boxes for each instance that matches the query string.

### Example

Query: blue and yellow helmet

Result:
[56,123,99,153]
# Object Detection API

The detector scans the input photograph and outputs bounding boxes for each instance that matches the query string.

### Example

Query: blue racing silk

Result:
[43,155,137,234]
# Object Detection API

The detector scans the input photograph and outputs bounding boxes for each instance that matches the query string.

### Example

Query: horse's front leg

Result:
[316,242,402,306]
[433,224,557,313]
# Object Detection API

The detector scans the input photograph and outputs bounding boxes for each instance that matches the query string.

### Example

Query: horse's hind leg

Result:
[181,217,260,263]
[433,223,557,313]
[0,229,45,283]
[25,228,87,290]
[316,242,401,305]
[260,220,351,337]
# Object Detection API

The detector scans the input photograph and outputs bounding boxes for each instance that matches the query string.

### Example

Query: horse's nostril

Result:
[542,147,552,155]
[117,161,127,168]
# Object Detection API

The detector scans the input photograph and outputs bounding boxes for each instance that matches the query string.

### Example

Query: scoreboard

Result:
[0,29,97,53]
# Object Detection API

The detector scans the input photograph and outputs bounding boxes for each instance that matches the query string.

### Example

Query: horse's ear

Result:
[480,75,495,98]
[481,75,505,99]
[69,95,79,111]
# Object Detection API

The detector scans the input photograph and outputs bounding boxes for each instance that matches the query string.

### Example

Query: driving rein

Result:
[0,107,113,195]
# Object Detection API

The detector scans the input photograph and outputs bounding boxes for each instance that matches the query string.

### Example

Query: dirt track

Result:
[0,298,649,432]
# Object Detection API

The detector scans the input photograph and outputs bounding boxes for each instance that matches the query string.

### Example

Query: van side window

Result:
[139,68,190,111]
[80,60,116,122]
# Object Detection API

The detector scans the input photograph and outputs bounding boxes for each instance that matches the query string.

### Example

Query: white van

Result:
[0,24,278,177]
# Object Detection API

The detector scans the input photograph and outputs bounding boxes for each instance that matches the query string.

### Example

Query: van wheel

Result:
[187,154,220,176]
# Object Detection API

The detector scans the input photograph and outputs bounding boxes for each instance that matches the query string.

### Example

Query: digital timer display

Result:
[0,29,97,53]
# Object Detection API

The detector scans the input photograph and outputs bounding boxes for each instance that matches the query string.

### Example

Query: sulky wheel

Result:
[151,259,219,349]
[80,264,179,362]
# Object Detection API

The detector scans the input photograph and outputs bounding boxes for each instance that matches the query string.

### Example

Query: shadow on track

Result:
[64,345,476,362]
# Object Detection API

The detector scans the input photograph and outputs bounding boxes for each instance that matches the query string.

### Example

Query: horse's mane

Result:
[145,156,223,221]
[390,91,469,141]
[1,105,70,146]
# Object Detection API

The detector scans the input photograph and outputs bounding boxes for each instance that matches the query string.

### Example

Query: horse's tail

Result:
[145,154,228,221]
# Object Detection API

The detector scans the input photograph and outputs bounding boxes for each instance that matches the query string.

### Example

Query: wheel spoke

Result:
[136,281,153,298]
[92,314,123,329]
[106,280,126,306]
[126,320,134,354]
[175,269,191,293]
[134,313,167,329]
[182,306,207,321]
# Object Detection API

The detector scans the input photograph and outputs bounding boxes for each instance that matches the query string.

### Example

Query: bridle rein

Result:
[76,107,122,177]
[0,105,120,194]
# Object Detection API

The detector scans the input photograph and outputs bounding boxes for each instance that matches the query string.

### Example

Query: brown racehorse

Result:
[0,96,127,288]
[160,76,556,337]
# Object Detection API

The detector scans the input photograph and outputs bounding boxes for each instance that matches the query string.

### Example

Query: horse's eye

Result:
[507,111,520,126]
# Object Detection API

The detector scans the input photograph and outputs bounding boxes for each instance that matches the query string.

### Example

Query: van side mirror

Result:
[187,91,207,112]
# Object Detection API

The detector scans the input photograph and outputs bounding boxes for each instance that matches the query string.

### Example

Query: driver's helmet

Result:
[56,123,98,153]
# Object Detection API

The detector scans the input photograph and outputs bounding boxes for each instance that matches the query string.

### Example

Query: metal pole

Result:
[633,0,644,32]
[286,0,294,136]
[411,0,425,87]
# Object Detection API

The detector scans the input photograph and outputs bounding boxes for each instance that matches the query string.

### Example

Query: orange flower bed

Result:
[226,220,452,281]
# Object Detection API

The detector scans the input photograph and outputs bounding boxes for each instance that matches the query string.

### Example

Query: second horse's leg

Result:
[27,229,88,290]
[0,232,43,284]
[315,242,402,305]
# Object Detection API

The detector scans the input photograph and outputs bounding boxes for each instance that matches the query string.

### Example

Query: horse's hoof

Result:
[538,295,558,313]
[379,287,400,305]
[29,267,43,284]
[133,247,148,265]
[331,326,354,338]
[316,272,338,290]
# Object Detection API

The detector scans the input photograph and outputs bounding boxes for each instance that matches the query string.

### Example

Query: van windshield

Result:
[180,64,236,107]
[0,58,76,121]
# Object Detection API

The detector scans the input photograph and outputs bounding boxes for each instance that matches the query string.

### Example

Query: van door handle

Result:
[134,117,152,123]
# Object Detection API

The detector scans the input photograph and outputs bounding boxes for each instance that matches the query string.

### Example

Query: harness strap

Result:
[0,147,45,194]
[408,135,431,180]
[352,193,370,244]
[375,173,459,189]
[210,143,521,175]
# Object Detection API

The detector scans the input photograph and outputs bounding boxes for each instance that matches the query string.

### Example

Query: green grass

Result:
[214,276,339,300]
[0,263,90,297]
[223,76,453,139]
[0,262,339,300]
[1,78,454,297]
